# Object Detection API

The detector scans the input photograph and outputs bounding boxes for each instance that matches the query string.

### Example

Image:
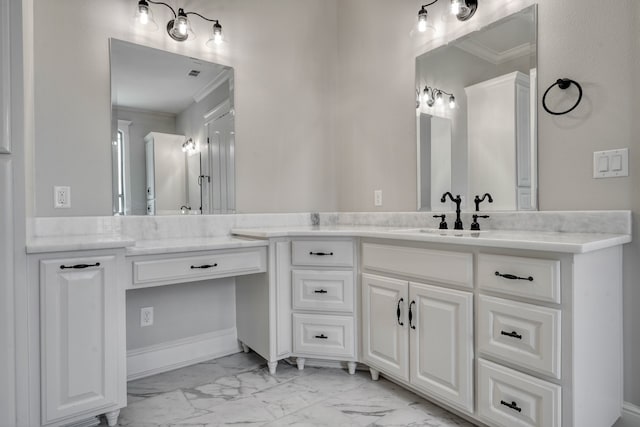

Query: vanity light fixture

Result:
[417,0,478,32]
[421,86,456,109]
[134,0,224,47]
[181,138,196,154]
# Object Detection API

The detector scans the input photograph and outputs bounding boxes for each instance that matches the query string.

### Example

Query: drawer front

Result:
[291,240,354,267]
[362,243,473,288]
[478,254,560,303]
[478,359,561,427]
[478,295,561,378]
[292,313,355,358]
[133,248,267,286]
[292,270,354,313]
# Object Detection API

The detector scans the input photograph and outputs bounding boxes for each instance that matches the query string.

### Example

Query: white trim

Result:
[0,0,11,154]
[193,69,230,103]
[204,99,231,123]
[618,402,640,427]
[126,328,241,381]
[455,39,533,65]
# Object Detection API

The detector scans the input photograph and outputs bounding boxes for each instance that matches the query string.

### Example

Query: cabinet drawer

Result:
[292,313,355,358]
[291,240,354,267]
[362,243,473,288]
[292,270,354,313]
[478,295,561,379]
[478,359,561,427]
[478,254,560,303]
[132,248,266,287]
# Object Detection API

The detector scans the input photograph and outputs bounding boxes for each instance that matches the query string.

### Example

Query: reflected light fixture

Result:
[134,0,224,47]
[421,86,456,109]
[417,0,478,32]
[182,138,197,153]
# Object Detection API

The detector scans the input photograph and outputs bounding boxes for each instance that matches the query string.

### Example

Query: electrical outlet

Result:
[140,307,154,327]
[54,186,71,208]
[374,190,383,207]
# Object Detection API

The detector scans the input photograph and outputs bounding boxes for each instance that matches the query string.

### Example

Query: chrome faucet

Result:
[441,192,463,230]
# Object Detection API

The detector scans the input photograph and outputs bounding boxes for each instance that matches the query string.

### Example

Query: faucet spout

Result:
[441,192,463,230]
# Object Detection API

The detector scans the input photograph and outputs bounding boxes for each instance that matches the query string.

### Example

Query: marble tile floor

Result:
[99,352,474,427]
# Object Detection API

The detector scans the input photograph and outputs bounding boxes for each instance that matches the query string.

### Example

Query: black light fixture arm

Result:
[420,0,439,9]
[146,0,177,18]
[185,11,219,24]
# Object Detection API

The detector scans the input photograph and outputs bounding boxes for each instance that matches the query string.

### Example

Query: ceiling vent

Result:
[188,70,201,77]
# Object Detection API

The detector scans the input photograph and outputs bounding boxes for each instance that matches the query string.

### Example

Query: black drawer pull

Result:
[60,262,100,270]
[314,334,328,339]
[309,251,334,256]
[396,298,404,326]
[408,300,416,330]
[500,400,522,413]
[314,289,328,294]
[191,263,218,269]
[495,271,533,281]
[501,330,523,340]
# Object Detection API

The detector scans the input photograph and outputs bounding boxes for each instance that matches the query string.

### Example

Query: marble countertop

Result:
[125,236,269,256]
[231,225,631,253]
[27,234,137,254]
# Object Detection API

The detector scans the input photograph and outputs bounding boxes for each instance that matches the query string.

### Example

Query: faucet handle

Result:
[471,214,490,231]
[433,214,448,230]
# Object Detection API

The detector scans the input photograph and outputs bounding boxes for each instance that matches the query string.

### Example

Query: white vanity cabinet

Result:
[360,239,623,427]
[361,243,474,414]
[35,251,126,427]
[290,239,358,374]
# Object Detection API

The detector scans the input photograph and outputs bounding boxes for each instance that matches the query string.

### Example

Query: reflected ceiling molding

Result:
[193,69,231,103]
[455,39,534,65]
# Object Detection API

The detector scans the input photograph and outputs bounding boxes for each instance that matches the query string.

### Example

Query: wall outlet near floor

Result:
[140,307,154,327]
[374,190,383,207]
[53,186,71,208]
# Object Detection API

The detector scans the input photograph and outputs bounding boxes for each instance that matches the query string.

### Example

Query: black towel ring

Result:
[542,78,583,116]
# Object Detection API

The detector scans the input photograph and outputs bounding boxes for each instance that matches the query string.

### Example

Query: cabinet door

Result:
[409,282,473,413]
[362,273,409,381]
[40,256,119,424]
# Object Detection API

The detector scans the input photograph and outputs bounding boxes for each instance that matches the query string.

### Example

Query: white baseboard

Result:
[127,328,242,381]
[616,402,640,427]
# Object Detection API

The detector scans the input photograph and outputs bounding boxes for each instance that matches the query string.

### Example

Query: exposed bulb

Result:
[213,21,223,44]
[139,8,149,25]
[449,95,456,109]
[417,7,428,32]
[435,91,443,105]
[450,0,462,16]
[134,0,158,31]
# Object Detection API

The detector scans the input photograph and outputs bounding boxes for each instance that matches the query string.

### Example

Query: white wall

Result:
[335,0,640,406]
[33,0,339,216]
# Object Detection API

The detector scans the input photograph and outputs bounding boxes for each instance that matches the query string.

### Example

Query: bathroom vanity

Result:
[24,212,630,427]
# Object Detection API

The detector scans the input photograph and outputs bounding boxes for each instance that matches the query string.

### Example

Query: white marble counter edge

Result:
[230,228,632,254]
[27,235,137,254]
[125,237,269,256]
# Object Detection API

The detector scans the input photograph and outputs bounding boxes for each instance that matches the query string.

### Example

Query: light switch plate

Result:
[593,148,628,178]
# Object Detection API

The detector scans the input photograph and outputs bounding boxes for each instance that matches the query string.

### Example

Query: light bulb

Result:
[134,0,158,31]
[449,95,456,109]
[451,0,462,16]
[139,9,149,25]
[435,91,443,104]
[213,21,223,44]
[417,7,428,32]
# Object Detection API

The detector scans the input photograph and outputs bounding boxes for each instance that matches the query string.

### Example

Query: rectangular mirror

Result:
[416,5,537,211]
[110,39,235,215]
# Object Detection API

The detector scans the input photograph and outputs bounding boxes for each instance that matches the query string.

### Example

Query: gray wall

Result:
[126,278,236,350]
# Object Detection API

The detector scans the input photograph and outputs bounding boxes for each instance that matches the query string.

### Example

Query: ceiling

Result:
[454,10,535,64]
[111,40,228,115]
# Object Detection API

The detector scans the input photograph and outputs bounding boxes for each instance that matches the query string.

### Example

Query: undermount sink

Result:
[391,228,487,237]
